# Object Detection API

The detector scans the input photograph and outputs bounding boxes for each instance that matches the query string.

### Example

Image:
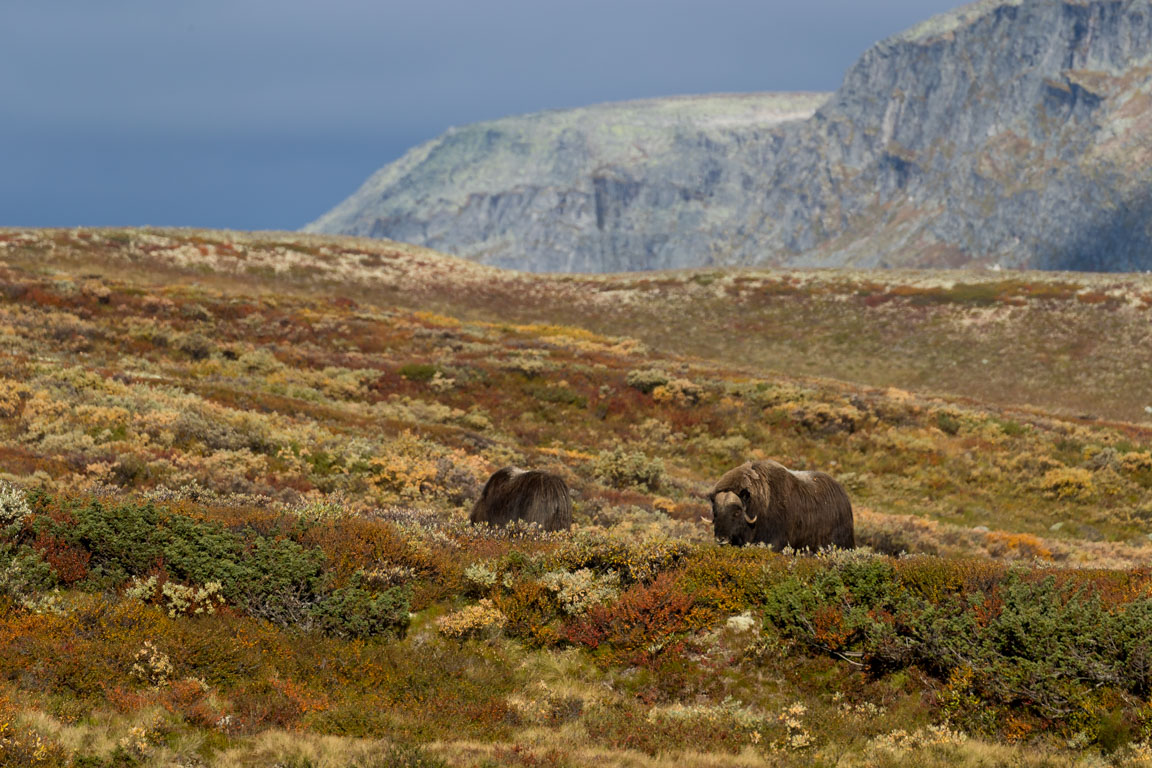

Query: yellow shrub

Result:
[437,599,507,638]
[413,311,461,328]
[0,379,28,418]
[1038,467,1094,500]
[369,432,440,500]
[652,378,703,407]
[1120,451,1152,475]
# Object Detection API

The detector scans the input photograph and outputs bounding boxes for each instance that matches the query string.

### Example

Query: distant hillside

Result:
[10,227,1152,425]
[306,0,1152,273]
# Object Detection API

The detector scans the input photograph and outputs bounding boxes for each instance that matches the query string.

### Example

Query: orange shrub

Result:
[985,532,1052,561]
[231,677,327,733]
[161,678,226,729]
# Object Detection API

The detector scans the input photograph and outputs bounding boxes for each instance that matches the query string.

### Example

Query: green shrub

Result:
[759,552,1152,727]
[311,583,411,639]
[0,547,58,602]
[399,363,437,382]
[592,447,665,491]
[16,494,381,633]
[935,411,962,436]
[526,384,587,409]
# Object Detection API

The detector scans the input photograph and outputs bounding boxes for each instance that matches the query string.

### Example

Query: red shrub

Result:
[32,531,90,584]
[563,571,711,665]
[231,677,327,732]
[811,604,851,651]
[102,683,151,714]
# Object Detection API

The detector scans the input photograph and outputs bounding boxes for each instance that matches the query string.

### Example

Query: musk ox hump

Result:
[469,466,573,532]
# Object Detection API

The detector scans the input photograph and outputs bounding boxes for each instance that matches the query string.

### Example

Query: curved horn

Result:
[743,511,758,526]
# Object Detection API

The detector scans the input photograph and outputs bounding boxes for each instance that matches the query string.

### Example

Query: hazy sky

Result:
[2,0,962,231]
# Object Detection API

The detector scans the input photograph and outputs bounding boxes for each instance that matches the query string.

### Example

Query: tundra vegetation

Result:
[1,228,1152,766]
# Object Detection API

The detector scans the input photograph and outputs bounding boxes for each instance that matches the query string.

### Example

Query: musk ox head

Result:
[709,488,760,546]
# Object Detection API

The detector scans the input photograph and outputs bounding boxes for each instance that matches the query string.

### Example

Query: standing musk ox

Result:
[708,460,854,550]
[469,467,573,531]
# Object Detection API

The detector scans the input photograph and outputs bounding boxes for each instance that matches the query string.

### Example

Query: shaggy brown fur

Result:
[469,467,573,532]
[708,460,854,549]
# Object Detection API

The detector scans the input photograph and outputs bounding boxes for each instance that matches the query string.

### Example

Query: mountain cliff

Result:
[305,0,1152,273]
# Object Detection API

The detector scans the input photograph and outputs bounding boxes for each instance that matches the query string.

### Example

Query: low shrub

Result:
[13,493,419,637]
[540,568,620,615]
[437,598,506,638]
[625,368,670,394]
[0,482,31,528]
[231,677,326,732]
[526,384,587,409]
[562,571,712,665]
[310,584,411,639]
[0,694,69,768]
[161,677,225,729]
[359,742,451,768]
[760,551,1152,732]
[678,546,778,612]
[651,378,703,407]
[592,447,665,491]
[1037,467,1094,500]
[494,579,561,647]
[550,532,691,584]
[398,364,437,382]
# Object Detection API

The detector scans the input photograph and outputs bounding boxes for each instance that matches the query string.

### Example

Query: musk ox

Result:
[469,467,573,531]
[708,460,854,550]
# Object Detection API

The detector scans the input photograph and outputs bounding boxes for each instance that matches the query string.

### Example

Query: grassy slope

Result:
[1,227,1152,766]
[12,227,1151,422]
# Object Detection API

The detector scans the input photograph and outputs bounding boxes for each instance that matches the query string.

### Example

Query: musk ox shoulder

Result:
[469,467,573,532]
[709,460,853,550]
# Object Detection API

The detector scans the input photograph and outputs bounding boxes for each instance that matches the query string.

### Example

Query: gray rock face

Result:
[305,0,1152,273]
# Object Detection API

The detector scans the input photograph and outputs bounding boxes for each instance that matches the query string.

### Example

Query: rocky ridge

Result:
[306,0,1152,273]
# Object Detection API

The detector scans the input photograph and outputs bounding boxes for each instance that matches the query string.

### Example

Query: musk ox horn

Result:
[743,511,758,525]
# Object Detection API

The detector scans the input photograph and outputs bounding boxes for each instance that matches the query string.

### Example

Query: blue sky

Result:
[2,0,961,231]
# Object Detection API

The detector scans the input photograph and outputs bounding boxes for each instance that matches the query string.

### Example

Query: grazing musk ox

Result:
[469,467,573,531]
[708,460,853,549]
